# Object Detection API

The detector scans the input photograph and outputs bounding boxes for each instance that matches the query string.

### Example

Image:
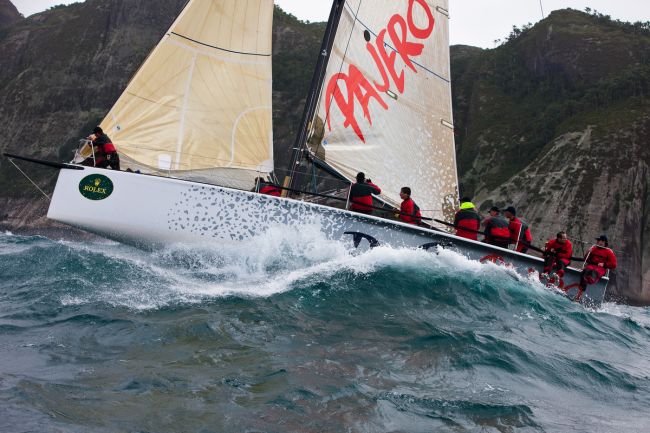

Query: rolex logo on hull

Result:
[79,174,114,200]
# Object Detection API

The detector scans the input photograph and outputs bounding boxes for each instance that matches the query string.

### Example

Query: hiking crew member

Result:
[503,206,532,253]
[577,235,617,300]
[91,127,120,170]
[252,177,282,197]
[399,187,421,225]
[349,172,381,214]
[542,231,573,279]
[483,206,510,248]
[454,197,481,240]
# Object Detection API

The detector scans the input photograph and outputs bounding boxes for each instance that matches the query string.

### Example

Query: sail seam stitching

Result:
[170,32,271,57]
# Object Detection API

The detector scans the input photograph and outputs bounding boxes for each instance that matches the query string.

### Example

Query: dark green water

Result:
[1,231,649,432]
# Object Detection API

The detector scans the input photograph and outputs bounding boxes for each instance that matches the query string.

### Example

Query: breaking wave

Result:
[1,231,649,432]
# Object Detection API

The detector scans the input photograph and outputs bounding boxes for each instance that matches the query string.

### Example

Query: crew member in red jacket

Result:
[252,177,282,197]
[576,235,617,300]
[399,187,421,225]
[349,172,381,214]
[483,207,510,248]
[454,197,481,240]
[541,231,573,279]
[503,206,532,253]
[90,127,120,170]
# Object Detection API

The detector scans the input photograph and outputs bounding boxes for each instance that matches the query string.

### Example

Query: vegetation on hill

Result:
[452,8,650,194]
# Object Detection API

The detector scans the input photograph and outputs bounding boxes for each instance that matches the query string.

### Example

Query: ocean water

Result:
[1,230,649,433]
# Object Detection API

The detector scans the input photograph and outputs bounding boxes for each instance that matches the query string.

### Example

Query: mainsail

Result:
[100,0,274,189]
[306,0,458,224]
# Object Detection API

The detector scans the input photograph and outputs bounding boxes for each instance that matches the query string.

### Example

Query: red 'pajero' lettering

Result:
[366,42,390,92]
[325,0,436,142]
[408,0,435,39]
[326,65,388,143]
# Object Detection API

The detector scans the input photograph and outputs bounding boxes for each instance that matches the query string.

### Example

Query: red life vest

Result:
[102,142,117,154]
[508,217,532,244]
[400,198,421,225]
[92,134,116,156]
[484,216,510,244]
[454,209,481,240]
[586,246,617,270]
[91,145,106,165]
[349,182,381,212]
[545,238,573,262]
[259,183,281,197]
[577,244,617,293]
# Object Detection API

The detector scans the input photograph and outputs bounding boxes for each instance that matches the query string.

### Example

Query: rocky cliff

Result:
[0,0,20,30]
[451,9,650,303]
[1,3,649,303]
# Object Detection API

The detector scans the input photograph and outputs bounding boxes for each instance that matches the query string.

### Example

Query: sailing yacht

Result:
[4,0,609,306]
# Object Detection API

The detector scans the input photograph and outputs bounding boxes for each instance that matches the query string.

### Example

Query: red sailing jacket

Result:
[484,216,510,243]
[399,198,421,225]
[93,133,116,157]
[102,142,117,154]
[454,209,481,240]
[259,183,282,197]
[545,238,573,264]
[585,246,617,270]
[508,217,532,245]
[349,181,381,212]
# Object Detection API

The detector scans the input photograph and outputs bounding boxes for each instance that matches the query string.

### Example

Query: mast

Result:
[286,0,346,191]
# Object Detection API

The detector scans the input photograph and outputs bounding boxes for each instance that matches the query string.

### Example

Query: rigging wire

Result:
[7,158,51,202]
[539,0,545,18]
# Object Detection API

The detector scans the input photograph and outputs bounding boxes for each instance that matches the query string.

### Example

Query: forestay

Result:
[100,0,274,189]
[307,0,458,224]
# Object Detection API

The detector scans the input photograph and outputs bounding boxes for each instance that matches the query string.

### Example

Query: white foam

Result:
[51,228,553,310]
[597,303,650,327]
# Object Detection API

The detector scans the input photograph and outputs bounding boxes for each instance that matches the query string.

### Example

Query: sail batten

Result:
[170,32,272,56]
[101,0,274,189]
[307,0,459,224]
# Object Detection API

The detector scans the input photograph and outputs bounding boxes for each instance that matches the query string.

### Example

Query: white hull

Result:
[48,167,608,306]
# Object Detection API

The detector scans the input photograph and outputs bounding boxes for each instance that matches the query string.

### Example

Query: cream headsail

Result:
[100,0,274,189]
[306,0,459,224]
